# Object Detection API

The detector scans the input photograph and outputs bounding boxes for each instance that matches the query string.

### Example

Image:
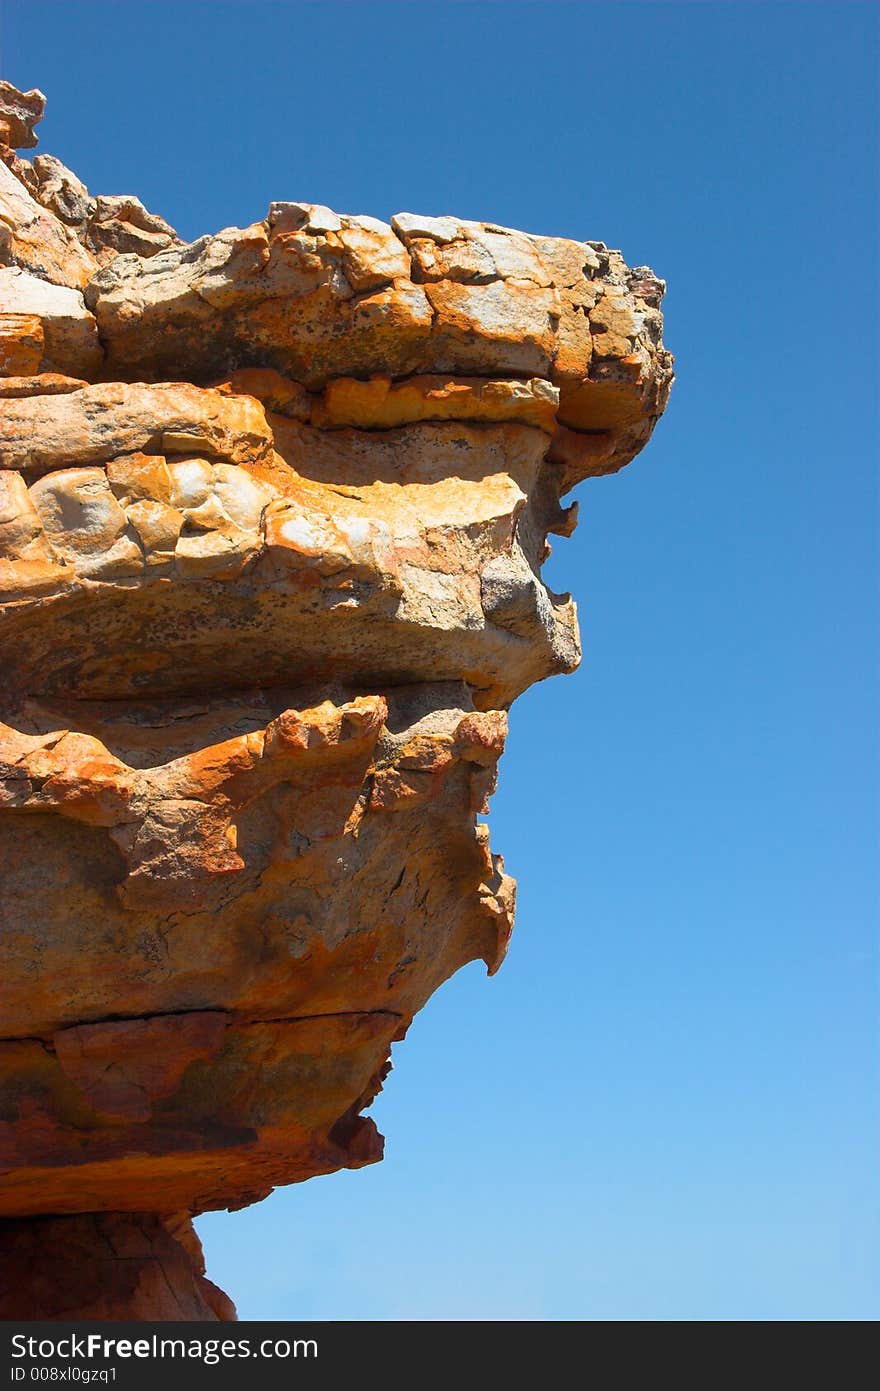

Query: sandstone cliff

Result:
[0,79,673,1319]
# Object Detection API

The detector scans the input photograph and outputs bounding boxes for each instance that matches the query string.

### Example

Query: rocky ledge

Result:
[0,79,672,1319]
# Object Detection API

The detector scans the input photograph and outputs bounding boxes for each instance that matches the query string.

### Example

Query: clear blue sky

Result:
[4,1,876,1321]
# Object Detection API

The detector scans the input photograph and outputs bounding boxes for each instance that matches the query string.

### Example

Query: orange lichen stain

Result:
[0,314,44,376]
[311,375,558,433]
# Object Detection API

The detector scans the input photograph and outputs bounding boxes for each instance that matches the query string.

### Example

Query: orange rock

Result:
[0,312,43,375]
[53,1013,230,1122]
[0,160,97,288]
[0,81,45,152]
[212,367,313,419]
[0,370,86,396]
[310,375,558,432]
[0,268,101,376]
[0,81,672,1321]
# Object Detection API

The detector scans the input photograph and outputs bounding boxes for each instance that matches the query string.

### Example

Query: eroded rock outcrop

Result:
[0,80,673,1319]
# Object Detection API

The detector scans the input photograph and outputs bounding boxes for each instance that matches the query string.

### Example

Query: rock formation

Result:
[0,79,673,1320]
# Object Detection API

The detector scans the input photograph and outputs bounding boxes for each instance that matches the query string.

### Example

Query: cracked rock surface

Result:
[0,81,673,1318]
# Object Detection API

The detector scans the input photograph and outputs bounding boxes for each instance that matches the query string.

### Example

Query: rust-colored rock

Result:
[0,79,673,1319]
[0,1213,235,1320]
[0,81,44,151]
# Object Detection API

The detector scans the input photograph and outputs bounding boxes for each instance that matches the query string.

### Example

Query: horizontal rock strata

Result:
[0,79,672,1318]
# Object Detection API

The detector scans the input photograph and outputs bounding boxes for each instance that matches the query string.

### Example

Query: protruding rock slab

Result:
[0,77,673,1319]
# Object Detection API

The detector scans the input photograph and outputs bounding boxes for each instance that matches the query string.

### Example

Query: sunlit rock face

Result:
[0,79,673,1319]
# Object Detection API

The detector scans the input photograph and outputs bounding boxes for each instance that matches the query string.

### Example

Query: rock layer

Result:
[0,81,673,1318]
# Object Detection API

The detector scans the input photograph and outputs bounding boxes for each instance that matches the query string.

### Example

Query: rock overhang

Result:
[0,78,673,1317]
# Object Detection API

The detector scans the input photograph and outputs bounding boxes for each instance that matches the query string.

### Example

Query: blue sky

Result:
[3,1,876,1320]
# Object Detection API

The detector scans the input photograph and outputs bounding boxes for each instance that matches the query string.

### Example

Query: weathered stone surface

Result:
[5,153,181,268]
[0,311,42,375]
[10,153,93,229]
[0,81,44,151]
[310,374,559,432]
[0,78,673,1319]
[0,78,179,283]
[82,206,672,478]
[0,1213,235,1320]
[0,267,102,376]
[0,371,86,398]
[0,159,97,288]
